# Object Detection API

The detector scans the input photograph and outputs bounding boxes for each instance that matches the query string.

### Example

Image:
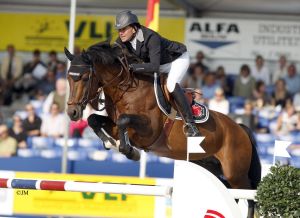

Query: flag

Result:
[146,0,160,31]
[274,140,291,158]
[187,137,205,153]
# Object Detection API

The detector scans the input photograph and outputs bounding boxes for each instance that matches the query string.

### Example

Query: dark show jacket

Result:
[116,25,187,73]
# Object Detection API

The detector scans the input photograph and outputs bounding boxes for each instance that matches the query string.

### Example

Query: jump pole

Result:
[0,178,171,197]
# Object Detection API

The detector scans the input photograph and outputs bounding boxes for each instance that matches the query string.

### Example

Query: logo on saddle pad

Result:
[191,102,209,123]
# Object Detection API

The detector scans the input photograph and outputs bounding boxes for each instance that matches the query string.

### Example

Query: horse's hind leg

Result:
[223,168,255,218]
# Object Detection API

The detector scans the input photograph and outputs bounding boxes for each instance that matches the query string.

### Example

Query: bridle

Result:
[67,49,136,111]
[67,64,101,110]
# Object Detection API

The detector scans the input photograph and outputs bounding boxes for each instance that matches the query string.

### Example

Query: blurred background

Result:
[0,0,300,217]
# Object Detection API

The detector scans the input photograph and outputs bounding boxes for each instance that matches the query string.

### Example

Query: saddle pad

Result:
[154,73,209,123]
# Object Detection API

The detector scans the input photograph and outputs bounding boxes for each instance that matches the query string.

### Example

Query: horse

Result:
[65,41,261,218]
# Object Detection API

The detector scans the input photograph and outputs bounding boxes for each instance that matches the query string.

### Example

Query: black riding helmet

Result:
[115,10,139,30]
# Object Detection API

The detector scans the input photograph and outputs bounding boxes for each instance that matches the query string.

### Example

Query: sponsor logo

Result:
[189,22,239,49]
[204,209,225,218]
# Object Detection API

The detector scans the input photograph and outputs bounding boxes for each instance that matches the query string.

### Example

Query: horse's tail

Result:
[239,124,261,189]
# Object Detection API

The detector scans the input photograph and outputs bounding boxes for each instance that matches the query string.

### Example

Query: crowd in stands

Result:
[0,44,300,163]
[0,44,97,157]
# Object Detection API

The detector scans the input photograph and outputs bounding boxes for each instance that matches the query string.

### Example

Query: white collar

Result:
[129,28,144,50]
[135,28,144,42]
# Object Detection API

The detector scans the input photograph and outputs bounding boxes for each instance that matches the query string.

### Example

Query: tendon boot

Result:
[171,84,201,137]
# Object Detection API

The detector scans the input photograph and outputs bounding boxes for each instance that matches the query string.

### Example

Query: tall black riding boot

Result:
[171,84,201,137]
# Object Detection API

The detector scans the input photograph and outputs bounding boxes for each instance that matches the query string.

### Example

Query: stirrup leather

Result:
[183,123,201,137]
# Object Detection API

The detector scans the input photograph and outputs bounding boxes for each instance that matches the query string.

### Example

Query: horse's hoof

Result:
[126,146,140,161]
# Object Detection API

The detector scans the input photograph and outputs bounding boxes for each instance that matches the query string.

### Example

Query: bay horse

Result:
[65,41,261,218]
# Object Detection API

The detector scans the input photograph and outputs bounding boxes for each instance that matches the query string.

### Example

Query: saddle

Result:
[154,73,209,123]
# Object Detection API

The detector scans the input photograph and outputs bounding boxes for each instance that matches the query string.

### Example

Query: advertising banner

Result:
[0,13,184,52]
[185,18,300,60]
[13,172,157,218]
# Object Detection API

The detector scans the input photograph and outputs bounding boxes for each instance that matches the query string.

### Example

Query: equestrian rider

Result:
[115,10,200,137]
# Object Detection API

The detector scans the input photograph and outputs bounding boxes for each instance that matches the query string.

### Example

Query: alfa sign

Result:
[186,18,300,60]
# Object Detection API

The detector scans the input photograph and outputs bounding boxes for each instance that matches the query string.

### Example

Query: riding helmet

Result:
[115,10,139,30]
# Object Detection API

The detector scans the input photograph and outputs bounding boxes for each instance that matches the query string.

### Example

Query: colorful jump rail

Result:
[0,178,171,197]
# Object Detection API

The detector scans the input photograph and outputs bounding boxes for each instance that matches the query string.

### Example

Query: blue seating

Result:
[17,148,39,158]
[227,96,245,113]
[77,138,102,148]
[67,148,88,161]
[39,148,62,159]
[255,133,275,143]
[54,138,78,147]
[257,116,270,129]
[30,137,55,149]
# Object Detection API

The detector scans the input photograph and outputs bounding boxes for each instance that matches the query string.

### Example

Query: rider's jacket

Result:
[116,25,187,73]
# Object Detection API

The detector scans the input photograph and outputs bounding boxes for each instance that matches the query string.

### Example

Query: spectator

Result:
[23,103,42,137]
[0,44,23,105]
[194,51,209,73]
[55,62,67,80]
[201,73,220,102]
[296,112,300,131]
[251,55,271,85]
[272,55,288,84]
[275,102,298,136]
[185,63,205,89]
[16,49,47,95]
[293,91,300,112]
[8,115,27,149]
[208,88,229,114]
[271,79,292,108]
[47,50,62,72]
[229,100,256,130]
[243,100,257,131]
[233,64,256,99]
[284,63,300,96]
[0,111,3,125]
[23,49,47,80]
[41,103,66,138]
[215,66,230,96]
[0,124,17,157]
[43,78,67,114]
[252,80,272,108]
[37,70,56,95]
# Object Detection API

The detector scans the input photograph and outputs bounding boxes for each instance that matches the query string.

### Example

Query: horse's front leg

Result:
[116,114,152,161]
[87,114,118,150]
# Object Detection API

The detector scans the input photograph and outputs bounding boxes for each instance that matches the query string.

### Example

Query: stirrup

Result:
[183,123,201,137]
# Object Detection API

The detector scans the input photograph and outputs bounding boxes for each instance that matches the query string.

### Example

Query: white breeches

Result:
[159,52,190,92]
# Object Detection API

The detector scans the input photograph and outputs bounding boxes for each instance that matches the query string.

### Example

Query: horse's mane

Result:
[85,41,141,66]
[86,41,118,66]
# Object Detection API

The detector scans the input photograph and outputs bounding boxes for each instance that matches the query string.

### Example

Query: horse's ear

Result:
[64,47,75,61]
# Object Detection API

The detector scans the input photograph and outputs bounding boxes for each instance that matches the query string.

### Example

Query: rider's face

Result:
[118,26,136,42]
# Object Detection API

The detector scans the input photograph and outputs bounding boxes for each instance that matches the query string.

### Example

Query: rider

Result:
[115,10,200,137]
